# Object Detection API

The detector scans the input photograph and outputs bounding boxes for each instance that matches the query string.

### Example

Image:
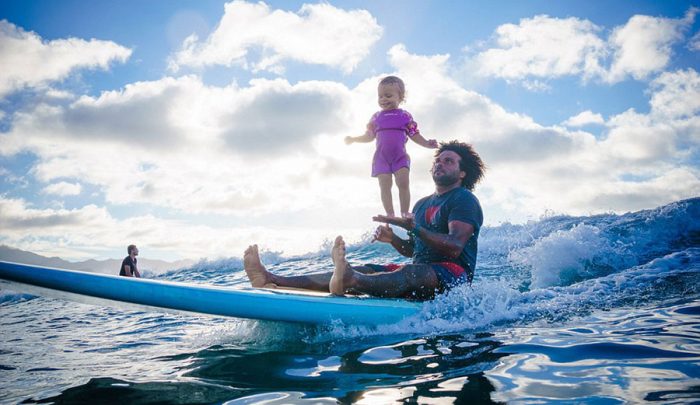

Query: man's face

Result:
[133,247,139,256]
[431,150,464,187]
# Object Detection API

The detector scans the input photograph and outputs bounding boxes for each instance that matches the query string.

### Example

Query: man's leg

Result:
[244,245,381,292]
[244,245,333,292]
[377,173,395,217]
[330,236,440,299]
[394,167,410,216]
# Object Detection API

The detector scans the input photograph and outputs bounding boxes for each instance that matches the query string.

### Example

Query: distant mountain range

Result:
[0,245,195,275]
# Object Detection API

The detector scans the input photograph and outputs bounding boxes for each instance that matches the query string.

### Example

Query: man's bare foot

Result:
[329,236,354,296]
[243,245,276,288]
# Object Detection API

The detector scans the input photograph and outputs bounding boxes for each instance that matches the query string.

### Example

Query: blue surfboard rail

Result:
[0,261,422,325]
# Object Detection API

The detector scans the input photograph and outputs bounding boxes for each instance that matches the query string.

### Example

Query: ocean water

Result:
[1,197,699,404]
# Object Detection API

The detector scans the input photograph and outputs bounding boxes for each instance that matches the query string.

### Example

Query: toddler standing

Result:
[346,76,438,217]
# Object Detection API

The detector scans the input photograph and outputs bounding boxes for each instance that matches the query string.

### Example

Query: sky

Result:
[0,0,699,262]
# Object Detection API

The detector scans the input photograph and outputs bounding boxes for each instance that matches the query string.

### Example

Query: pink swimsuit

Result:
[367,109,419,176]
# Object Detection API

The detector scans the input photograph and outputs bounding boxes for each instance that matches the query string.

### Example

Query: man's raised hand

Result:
[372,214,415,231]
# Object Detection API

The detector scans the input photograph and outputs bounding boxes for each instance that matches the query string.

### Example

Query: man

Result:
[244,140,484,299]
[119,244,141,278]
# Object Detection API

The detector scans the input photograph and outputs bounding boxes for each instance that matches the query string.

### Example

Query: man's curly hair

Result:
[435,141,485,190]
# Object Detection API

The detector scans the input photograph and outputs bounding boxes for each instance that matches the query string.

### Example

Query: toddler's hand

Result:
[344,136,353,145]
[428,139,438,148]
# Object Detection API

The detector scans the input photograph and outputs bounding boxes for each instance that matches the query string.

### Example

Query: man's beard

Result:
[432,171,461,187]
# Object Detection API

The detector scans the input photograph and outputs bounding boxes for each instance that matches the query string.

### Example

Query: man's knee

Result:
[401,264,439,285]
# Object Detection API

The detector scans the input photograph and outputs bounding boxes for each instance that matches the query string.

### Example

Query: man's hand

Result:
[372,213,416,231]
[372,214,419,258]
[373,224,394,243]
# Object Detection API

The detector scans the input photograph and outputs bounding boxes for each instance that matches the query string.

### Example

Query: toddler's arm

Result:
[345,132,375,145]
[409,132,438,149]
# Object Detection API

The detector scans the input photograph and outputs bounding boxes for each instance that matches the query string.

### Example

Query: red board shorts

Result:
[365,262,468,291]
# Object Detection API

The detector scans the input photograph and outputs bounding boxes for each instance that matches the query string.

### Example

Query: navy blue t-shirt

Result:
[412,187,483,280]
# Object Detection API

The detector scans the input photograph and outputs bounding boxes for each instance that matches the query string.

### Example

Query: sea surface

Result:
[1,198,699,404]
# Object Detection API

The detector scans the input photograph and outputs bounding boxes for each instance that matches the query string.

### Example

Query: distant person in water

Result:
[244,140,484,299]
[119,244,141,278]
[345,75,438,218]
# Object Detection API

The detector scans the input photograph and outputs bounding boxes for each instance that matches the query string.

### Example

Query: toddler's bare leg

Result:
[394,167,410,216]
[377,173,395,217]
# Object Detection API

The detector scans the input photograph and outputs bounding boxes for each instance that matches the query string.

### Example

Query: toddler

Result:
[345,76,437,217]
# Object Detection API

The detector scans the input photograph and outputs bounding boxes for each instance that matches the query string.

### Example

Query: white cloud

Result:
[581,167,700,212]
[391,46,699,218]
[169,1,382,73]
[220,79,352,154]
[474,15,606,81]
[0,75,368,219]
[0,196,360,260]
[44,89,75,100]
[0,198,111,231]
[0,76,218,157]
[63,77,202,148]
[601,109,677,162]
[521,80,552,92]
[0,20,132,98]
[648,69,700,119]
[604,68,700,169]
[606,11,694,82]
[43,181,82,196]
[690,30,700,51]
[563,110,605,127]
[472,8,697,86]
[385,45,586,167]
[2,44,698,260]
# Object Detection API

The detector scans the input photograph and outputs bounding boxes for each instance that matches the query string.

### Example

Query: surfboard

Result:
[0,261,422,325]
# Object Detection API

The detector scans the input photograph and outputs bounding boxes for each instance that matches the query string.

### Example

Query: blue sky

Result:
[0,1,698,261]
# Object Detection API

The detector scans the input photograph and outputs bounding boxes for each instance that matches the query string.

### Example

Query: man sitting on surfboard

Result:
[244,140,484,299]
[119,244,141,278]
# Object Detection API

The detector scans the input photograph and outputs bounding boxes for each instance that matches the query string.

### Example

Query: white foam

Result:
[317,248,699,339]
[508,223,636,288]
[0,289,35,304]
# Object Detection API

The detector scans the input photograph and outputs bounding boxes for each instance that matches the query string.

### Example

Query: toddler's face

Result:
[377,83,402,111]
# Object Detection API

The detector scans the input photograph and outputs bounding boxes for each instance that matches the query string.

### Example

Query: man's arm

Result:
[414,220,473,259]
[373,215,473,259]
[133,266,141,278]
[374,224,414,257]
[123,264,133,277]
